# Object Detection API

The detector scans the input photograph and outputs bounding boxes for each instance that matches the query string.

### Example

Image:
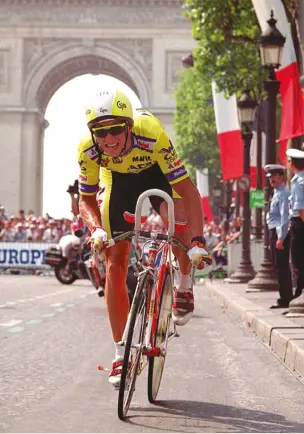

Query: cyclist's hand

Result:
[89,227,108,252]
[187,243,212,270]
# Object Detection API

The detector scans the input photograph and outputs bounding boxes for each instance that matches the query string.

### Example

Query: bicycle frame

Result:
[120,189,178,361]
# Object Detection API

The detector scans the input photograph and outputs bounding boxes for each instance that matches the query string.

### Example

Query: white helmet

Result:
[85,88,134,130]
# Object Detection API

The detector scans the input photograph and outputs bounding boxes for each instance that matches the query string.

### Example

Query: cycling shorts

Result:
[98,164,180,238]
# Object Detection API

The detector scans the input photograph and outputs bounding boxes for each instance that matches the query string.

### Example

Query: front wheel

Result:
[118,273,150,420]
[147,270,172,403]
[54,264,77,285]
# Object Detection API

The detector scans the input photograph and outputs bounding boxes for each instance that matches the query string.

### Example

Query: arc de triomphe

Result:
[0,0,195,215]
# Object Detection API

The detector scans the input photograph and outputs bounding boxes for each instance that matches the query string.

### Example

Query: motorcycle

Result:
[44,235,140,303]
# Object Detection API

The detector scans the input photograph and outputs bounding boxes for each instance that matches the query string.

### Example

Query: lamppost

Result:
[228,91,257,283]
[248,10,286,291]
[212,179,222,219]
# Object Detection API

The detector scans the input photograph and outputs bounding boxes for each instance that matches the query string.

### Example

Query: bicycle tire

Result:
[147,269,172,403]
[118,273,150,420]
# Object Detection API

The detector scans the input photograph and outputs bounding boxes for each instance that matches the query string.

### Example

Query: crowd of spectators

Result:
[0,205,73,243]
[141,207,242,269]
[0,203,243,266]
[203,216,242,268]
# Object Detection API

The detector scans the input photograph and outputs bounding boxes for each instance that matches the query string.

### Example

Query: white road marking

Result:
[0,319,23,327]
[1,286,89,308]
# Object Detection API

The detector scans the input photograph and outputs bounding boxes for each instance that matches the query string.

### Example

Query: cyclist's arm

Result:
[172,177,203,238]
[79,194,102,233]
[154,131,203,239]
[77,138,102,233]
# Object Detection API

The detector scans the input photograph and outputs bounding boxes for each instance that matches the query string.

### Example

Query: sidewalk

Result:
[200,279,304,380]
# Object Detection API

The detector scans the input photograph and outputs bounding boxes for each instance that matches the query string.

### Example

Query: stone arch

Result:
[24,43,151,112]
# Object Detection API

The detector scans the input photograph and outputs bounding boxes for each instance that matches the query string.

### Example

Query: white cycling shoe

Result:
[172,288,194,326]
[108,359,123,388]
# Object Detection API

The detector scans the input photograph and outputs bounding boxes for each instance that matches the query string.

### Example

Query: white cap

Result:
[286,148,304,159]
[264,164,285,177]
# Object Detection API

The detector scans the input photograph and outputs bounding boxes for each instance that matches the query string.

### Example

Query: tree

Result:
[183,0,264,100]
[174,66,220,181]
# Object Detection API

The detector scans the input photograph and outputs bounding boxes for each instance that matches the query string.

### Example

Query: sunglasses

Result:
[92,123,126,139]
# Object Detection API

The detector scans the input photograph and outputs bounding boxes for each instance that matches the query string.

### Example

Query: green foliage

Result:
[174,67,220,180]
[183,0,265,100]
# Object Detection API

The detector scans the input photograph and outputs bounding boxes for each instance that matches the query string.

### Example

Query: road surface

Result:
[0,275,304,432]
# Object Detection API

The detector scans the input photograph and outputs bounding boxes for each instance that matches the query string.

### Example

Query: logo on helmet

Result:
[117,101,127,110]
[86,109,91,115]
[99,108,108,113]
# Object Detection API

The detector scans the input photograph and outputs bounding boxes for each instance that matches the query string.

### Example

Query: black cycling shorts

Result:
[98,164,175,238]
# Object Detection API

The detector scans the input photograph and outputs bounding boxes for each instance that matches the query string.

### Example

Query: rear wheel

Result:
[118,273,150,420]
[147,270,172,403]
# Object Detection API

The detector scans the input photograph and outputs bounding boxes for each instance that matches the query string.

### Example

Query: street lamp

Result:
[248,11,285,291]
[259,10,286,69]
[212,180,222,219]
[228,91,257,283]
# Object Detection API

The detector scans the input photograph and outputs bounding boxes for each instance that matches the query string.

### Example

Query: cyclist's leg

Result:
[158,194,194,325]
[104,242,131,342]
[98,170,139,385]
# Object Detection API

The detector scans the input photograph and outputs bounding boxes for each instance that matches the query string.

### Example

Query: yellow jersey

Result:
[77,109,189,195]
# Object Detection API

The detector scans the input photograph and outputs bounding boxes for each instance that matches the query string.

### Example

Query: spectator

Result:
[204,225,219,252]
[18,209,26,223]
[0,205,8,222]
[43,219,59,242]
[13,223,27,242]
[36,224,46,241]
[0,220,15,241]
[213,233,229,267]
[26,223,38,241]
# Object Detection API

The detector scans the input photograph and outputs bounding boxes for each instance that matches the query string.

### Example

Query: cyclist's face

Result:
[93,120,130,157]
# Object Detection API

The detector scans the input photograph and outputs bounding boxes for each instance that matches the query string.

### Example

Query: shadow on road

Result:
[127,400,304,432]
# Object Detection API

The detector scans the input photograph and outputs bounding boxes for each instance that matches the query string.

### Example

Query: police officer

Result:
[265,164,293,308]
[286,148,304,298]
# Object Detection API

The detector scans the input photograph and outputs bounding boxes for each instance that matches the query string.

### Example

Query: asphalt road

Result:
[1,275,304,433]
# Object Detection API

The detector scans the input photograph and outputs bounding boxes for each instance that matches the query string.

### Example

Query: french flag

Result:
[212,82,244,180]
[250,102,267,188]
[195,168,213,223]
[252,0,304,163]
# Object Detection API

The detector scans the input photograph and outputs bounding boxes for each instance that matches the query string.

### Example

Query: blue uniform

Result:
[289,172,304,218]
[267,183,293,306]
[289,171,304,298]
[266,184,290,240]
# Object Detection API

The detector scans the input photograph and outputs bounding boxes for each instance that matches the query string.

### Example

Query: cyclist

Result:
[78,88,212,387]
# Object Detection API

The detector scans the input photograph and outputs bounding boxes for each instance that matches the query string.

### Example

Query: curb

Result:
[202,280,304,379]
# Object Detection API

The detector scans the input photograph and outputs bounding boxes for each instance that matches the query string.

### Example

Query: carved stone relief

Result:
[0,4,187,27]
[23,38,80,79]
[0,49,9,90]
[95,39,153,84]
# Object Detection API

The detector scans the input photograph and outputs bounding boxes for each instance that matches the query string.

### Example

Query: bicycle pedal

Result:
[97,365,111,372]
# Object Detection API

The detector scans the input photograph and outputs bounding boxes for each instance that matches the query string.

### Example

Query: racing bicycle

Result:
[95,189,204,420]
